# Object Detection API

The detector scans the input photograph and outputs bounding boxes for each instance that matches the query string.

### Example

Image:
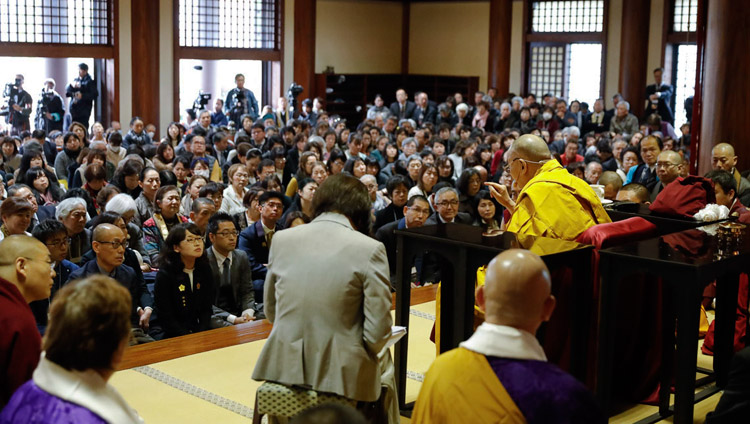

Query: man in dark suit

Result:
[375,195,431,287]
[644,67,674,125]
[238,191,284,303]
[8,184,54,232]
[207,213,256,324]
[67,223,154,344]
[389,89,417,120]
[30,219,79,335]
[582,98,611,135]
[411,92,437,127]
[425,187,473,225]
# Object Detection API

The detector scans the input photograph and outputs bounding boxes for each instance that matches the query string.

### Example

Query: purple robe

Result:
[487,357,606,424]
[0,380,106,424]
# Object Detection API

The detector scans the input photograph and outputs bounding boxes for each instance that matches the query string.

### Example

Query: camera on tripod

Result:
[192,91,212,115]
[0,79,22,117]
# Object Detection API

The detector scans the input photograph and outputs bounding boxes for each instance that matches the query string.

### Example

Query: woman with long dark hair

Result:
[154,222,213,338]
[23,167,64,206]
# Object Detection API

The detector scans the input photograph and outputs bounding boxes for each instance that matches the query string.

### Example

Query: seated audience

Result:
[711,143,750,206]
[233,187,263,231]
[134,167,161,226]
[425,187,472,225]
[154,223,213,338]
[67,223,154,344]
[0,275,143,423]
[252,174,398,423]
[413,249,605,423]
[189,197,216,236]
[7,184,54,231]
[474,190,503,232]
[206,213,256,326]
[585,161,603,185]
[55,197,90,264]
[616,183,651,204]
[374,175,409,231]
[0,235,54,407]
[651,150,684,201]
[598,171,623,201]
[0,197,33,240]
[180,175,208,215]
[30,219,79,335]
[220,164,249,215]
[705,170,750,222]
[625,135,661,191]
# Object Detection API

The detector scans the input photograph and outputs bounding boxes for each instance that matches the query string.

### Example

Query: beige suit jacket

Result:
[252,212,393,402]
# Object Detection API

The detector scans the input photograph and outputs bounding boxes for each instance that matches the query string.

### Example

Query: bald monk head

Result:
[616,183,651,204]
[711,143,738,173]
[656,150,683,186]
[598,171,622,201]
[0,235,55,303]
[476,249,556,335]
[507,135,553,190]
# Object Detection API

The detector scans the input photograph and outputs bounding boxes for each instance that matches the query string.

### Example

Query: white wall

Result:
[118,0,132,127]
[159,0,174,132]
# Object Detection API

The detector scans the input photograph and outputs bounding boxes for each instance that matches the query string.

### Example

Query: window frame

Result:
[521,0,608,100]
[661,0,698,122]
[0,0,118,124]
[172,0,284,122]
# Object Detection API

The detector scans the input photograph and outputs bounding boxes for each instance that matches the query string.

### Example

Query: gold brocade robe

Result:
[506,160,611,241]
[412,347,526,423]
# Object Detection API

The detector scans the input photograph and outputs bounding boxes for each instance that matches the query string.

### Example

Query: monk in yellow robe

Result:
[486,134,611,241]
[413,250,605,424]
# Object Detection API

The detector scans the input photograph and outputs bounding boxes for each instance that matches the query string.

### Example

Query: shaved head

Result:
[479,249,555,334]
[0,235,48,265]
[711,143,738,172]
[0,235,54,302]
[712,143,735,157]
[616,183,650,204]
[510,134,552,162]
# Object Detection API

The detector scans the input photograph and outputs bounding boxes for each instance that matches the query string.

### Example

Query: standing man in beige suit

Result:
[252,174,398,422]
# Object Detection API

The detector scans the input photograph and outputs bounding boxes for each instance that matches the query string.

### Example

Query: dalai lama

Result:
[486,134,611,240]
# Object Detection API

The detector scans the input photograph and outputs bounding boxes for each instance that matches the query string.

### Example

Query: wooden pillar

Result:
[618,0,650,113]
[401,0,410,75]
[488,0,512,95]
[696,0,750,174]
[131,0,160,129]
[293,0,316,100]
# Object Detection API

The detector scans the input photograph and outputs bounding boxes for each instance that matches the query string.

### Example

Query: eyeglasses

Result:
[262,202,284,209]
[96,240,128,249]
[216,230,239,237]
[655,162,677,169]
[436,200,459,207]
[45,237,71,248]
[185,237,204,244]
[503,157,549,173]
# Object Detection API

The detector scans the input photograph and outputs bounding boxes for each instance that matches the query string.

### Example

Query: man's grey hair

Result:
[511,96,523,105]
[567,126,581,137]
[359,174,376,185]
[105,193,137,215]
[398,118,416,128]
[55,197,87,220]
[482,95,493,104]
[402,137,417,148]
[456,103,469,113]
[435,187,458,202]
[619,101,630,111]
[500,102,511,111]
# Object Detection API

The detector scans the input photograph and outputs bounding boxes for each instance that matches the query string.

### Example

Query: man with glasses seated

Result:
[207,213,256,326]
[486,134,610,241]
[66,223,155,344]
[650,150,684,202]
[239,191,284,309]
[425,187,473,225]
[30,219,79,335]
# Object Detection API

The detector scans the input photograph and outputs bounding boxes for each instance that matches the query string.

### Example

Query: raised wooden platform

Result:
[119,285,439,370]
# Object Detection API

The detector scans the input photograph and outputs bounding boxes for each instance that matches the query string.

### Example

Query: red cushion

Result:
[649,176,717,218]
[576,217,658,249]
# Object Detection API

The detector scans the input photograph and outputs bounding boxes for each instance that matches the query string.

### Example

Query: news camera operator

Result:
[2,74,33,135]
[65,63,98,129]
[35,78,65,133]
[224,73,258,127]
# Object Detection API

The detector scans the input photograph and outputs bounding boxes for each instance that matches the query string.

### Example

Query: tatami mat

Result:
[111,301,724,424]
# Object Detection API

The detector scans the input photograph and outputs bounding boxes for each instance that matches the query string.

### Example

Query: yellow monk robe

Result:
[412,347,526,424]
[506,160,611,241]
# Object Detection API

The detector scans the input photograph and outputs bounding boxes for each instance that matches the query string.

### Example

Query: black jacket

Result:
[65,74,97,123]
[154,261,214,338]
[389,101,417,120]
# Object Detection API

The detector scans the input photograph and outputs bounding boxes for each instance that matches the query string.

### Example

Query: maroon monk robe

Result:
[0,276,42,407]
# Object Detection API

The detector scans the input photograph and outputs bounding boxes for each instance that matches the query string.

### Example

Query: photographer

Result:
[35,79,65,133]
[65,63,98,129]
[2,74,32,136]
[224,73,258,127]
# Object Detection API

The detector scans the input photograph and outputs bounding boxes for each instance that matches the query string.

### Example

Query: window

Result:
[673,0,697,33]
[178,0,279,49]
[531,0,604,33]
[672,44,696,129]
[0,0,112,45]
[524,1,607,101]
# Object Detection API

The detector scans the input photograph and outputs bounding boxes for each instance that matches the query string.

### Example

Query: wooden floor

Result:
[113,285,723,423]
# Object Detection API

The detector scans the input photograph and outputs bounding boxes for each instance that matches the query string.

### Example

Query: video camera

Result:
[192,91,211,115]
[34,89,56,130]
[287,82,304,119]
[0,78,22,117]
